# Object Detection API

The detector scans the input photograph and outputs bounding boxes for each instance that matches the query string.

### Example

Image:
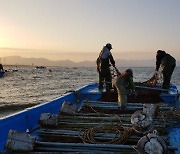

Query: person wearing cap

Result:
[97,43,116,92]
[113,68,135,109]
[155,50,176,89]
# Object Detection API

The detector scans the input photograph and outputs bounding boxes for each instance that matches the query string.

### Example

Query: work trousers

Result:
[98,68,112,91]
[113,77,127,108]
[162,64,176,89]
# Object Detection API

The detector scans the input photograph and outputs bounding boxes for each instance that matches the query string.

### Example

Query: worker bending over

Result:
[113,68,135,110]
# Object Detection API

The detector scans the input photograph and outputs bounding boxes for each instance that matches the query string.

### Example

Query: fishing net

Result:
[142,66,164,87]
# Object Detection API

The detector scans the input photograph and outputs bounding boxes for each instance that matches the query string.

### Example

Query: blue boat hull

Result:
[0,83,100,151]
[0,83,179,153]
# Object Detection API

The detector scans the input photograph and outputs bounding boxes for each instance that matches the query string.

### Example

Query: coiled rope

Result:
[79,104,134,144]
[79,125,133,144]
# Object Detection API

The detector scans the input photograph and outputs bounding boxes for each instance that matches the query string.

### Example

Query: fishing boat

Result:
[0,71,5,78]
[35,66,46,69]
[0,82,180,153]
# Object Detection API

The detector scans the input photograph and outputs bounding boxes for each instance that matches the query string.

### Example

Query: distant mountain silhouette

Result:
[1,56,180,67]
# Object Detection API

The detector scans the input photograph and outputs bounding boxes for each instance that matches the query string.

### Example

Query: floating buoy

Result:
[60,101,78,115]
[131,104,157,133]
[131,110,154,133]
[5,130,36,152]
[38,113,58,126]
[136,132,167,154]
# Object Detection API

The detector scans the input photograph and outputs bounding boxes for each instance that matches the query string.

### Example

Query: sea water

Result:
[0,66,179,117]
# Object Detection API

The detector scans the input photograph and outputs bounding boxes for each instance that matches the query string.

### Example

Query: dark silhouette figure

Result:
[97,43,115,91]
[155,50,176,89]
[0,64,4,72]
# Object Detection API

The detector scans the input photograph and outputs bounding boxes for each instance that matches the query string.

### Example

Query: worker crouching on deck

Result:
[113,69,135,110]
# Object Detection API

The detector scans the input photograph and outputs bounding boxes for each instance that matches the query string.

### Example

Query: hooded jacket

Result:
[99,46,115,69]
[156,52,176,71]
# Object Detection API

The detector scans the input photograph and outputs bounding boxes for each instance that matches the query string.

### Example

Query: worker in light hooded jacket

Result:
[97,43,115,92]
[113,69,135,109]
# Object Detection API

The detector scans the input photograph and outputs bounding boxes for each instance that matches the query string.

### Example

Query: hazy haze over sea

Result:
[0,66,179,117]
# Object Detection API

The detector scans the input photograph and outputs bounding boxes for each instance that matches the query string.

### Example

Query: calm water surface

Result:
[0,66,179,117]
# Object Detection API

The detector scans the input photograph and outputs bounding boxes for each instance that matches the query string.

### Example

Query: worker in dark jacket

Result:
[0,64,4,72]
[97,43,115,92]
[155,50,176,89]
[113,68,135,109]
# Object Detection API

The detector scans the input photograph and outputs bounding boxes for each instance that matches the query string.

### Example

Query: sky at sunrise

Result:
[0,0,180,61]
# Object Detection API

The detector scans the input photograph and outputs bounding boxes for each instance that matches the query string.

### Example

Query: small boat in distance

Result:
[0,83,179,153]
[35,66,46,69]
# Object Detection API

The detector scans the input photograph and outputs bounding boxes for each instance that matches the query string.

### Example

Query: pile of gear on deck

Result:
[5,98,180,153]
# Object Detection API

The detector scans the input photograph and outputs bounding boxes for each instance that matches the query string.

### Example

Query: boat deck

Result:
[3,83,180,153]
[31,100,178,153]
